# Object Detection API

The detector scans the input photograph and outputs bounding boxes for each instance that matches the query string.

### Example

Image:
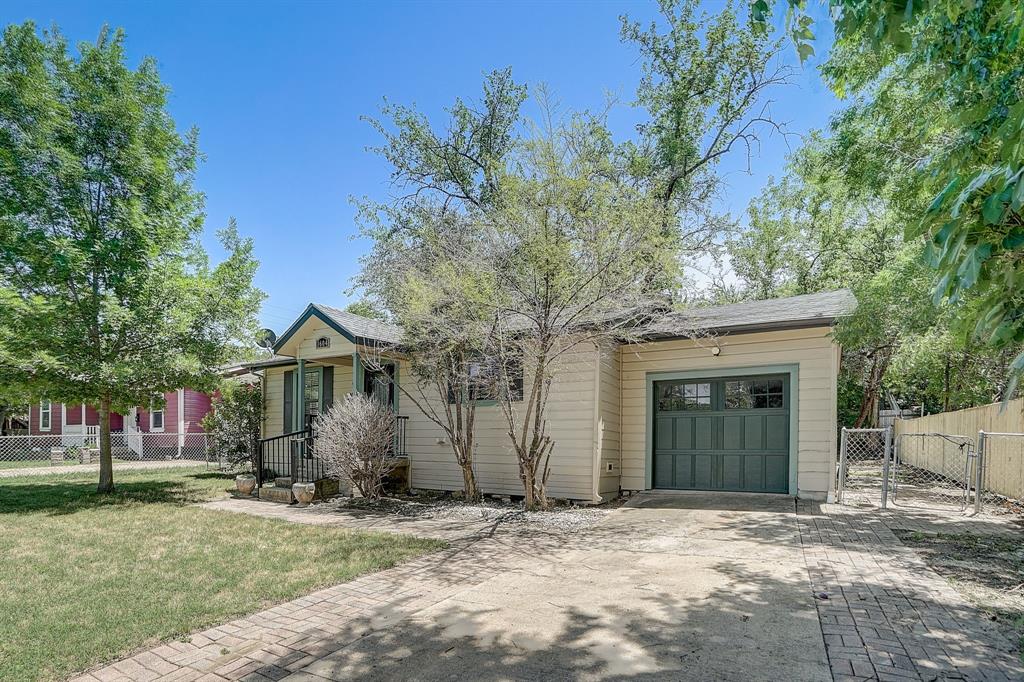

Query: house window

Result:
[39,400,52,431]
[150,406,165,431]
[725,378,784,409]
[316,336,330,349]
[448,358,524,403]
[657,382,711,411]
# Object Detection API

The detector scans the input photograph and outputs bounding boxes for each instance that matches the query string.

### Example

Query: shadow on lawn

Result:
[0,471,234,515]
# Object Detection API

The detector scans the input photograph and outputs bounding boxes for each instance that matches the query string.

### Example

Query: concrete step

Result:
[259,486,293,504]
[273,476,293,488]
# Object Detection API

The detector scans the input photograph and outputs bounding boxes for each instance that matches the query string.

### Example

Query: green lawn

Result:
[0,468,444,681]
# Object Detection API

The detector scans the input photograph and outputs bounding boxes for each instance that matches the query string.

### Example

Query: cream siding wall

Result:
[280,320,358,361]
[596,343,621,498]
[618,327,839,499]
[399,344,598,500]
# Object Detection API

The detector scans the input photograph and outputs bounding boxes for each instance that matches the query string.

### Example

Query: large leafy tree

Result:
[756,0,1024,392]
[0,23,263,491]
[621,0,792,257]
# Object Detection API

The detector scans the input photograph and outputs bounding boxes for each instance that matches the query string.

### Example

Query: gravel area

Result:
[308,494,613,532]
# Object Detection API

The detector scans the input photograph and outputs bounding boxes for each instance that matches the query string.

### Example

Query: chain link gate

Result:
[837,427,893,507]
[891,433,974,511]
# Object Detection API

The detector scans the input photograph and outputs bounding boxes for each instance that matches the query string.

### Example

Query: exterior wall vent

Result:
[316,336,330,349]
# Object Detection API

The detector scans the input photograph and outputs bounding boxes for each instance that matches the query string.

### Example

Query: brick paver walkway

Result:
[0,459,207,479]
[73,495,1024,681]
[799,501,1024,681]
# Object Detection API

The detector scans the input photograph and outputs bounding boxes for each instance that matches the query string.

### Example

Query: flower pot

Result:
[235,474,257,496]
[81,448,97,465]
[292,482,316,507]
[50,447,64,466]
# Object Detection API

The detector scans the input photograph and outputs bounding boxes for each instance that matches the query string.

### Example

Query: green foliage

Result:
[621,0,790,257]
[343,299,387,321]
[201,380,264,470]
[757,0,1024,394]
[0,23,264,489]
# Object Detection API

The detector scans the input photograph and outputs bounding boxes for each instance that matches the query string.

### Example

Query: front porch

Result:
[254,415,409,503]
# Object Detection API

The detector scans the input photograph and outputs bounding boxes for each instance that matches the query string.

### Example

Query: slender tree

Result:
[0,23,263,491]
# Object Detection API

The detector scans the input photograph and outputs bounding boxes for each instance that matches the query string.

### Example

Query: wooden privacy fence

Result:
[894,399,1024,504]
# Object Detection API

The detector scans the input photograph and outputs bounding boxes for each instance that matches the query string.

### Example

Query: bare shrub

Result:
[314,394,397,499]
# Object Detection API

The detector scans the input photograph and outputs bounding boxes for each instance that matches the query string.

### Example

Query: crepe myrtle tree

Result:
[355,69,526,502]
[358,77,682,509]
[0,23,264,492]
[314,394,397,500]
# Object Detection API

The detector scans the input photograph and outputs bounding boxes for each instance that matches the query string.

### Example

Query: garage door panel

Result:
[743,455,764,490]
[654,453,675,488]
[765,415,788,450]
[655,417,674,450]
[675,418,693,450]
[722,454,743,489]
[693,454,714,489]
[743,416,764,451]
[694,417,713,450]
[653,375,790,494]
[764,454,788,492]
[723,415,744,450]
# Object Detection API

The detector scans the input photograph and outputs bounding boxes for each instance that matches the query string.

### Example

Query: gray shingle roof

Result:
[312,303,404,345]
[647,289,857,338]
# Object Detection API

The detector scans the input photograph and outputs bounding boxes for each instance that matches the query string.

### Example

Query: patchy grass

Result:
[894,529,1024,659]
[0,468,444,681]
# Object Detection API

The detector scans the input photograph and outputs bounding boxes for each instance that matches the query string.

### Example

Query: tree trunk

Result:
[522,467,535,510]
[461,462,479,502]
[97,397,114,493]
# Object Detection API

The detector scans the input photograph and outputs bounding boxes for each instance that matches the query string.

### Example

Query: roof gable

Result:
[272,303,402,354]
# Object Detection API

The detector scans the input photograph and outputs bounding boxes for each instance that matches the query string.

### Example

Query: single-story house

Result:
[250,289,856,502]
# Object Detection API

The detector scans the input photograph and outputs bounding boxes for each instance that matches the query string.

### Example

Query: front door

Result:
[363,364,396,409]
[653,375,790,493]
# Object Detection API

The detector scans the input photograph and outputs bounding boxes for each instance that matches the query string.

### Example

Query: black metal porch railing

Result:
[256,428,324,487]
[257,416,409,489]
[394,415,408,457]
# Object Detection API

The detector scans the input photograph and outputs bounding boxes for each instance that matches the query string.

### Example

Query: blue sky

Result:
[3,1,841,333]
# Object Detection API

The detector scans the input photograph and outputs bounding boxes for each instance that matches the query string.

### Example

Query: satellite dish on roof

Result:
[257,328,277,349]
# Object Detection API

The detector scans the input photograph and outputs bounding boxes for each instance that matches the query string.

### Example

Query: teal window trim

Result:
[352,353,363,395]
[644,363,800,496]
[294,359,305,431]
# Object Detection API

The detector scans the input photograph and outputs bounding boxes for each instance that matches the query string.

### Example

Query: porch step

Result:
[273,476,293,488]
[259,486,293,504]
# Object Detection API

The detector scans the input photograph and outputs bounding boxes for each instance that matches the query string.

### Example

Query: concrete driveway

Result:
[78,492,831,682]
[294,492,828,681]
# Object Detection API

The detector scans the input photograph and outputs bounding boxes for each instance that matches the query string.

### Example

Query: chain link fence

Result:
[891,433,973,511]
[975,432,1024,515]
[837,427,892,506]
[0,432,212,469]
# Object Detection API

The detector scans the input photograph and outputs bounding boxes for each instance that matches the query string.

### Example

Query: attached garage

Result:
[619,290,856,501]
[652,374,791,493]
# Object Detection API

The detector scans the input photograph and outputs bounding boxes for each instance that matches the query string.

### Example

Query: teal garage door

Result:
[653,375,790,493]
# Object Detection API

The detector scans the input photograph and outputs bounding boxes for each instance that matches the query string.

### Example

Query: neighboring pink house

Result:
[29,389,212,438]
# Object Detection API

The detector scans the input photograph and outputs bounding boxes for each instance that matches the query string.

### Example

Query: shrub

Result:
[201,380,263,470]
[314,394,397,499]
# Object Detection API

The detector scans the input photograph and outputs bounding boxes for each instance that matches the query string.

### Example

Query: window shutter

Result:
[322,366,334,411]
[283,370,293,433]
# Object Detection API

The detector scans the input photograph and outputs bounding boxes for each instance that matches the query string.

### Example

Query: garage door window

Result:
[657,381,711,411]
[725,378,784,409]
